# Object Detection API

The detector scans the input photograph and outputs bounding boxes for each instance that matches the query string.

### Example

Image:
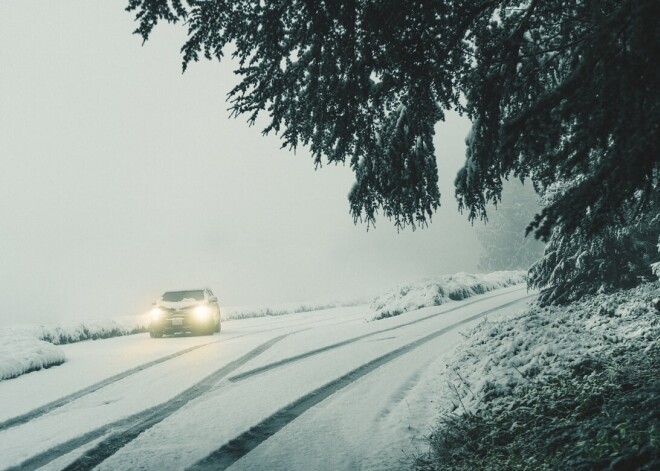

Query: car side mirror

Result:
[209,296,218,303]
[151,300,158,306]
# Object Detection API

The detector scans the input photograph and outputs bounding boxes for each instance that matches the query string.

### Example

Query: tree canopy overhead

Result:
[126,0,659,237]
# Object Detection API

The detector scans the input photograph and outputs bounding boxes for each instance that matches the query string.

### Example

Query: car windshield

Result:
[162,290,205,302]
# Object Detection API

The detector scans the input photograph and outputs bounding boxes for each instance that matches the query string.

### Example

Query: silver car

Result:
[149,289,221,338]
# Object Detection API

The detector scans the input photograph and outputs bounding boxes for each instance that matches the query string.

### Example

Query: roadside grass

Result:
[37,323,147,345]
[0,299,360,381]
[221,299,363,321]
[0,320,148,381]
[415,345,659,470]
[413,282,660,470]
[370,271,526,320]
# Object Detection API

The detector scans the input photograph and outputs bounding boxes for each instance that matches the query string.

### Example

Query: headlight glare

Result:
[151,307,163,320]
[194,305,211,320]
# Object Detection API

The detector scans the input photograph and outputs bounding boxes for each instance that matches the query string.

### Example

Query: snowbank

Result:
[0,271,524,382]
[220,299,363,321]
[0,332,65,381]
[369,271,527,320]
[27,318,147,345]
[0,317,148,382]
[414,281,660,469]
[0,299,362,381]
[442,281,660,416]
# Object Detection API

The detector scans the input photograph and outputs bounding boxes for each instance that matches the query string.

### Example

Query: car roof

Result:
[162,288,210,293]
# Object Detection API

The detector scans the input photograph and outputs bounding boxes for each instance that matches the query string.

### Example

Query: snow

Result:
[0,286,532,470]
[0,332,64,381]
[369,270,527,320]
[651,260,660,277]
[221,298,363,321]
[2,279,656,469]
[0,271,522,382]
[158,298,204,310]
[0,330,234,424]
[439,281,660,417]
[25,317,146,344]
[225,326,478,471]
[92,290,532,471]
[0,300,362,382]
[0,319,146,382]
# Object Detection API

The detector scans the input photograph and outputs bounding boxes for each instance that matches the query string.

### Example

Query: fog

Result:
[0,0,480,324]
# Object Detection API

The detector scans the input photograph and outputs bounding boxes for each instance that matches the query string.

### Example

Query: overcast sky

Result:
[0,0,481,323]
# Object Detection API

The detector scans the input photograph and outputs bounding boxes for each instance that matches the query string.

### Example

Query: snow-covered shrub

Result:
[33,319,147,345]
[0,317,149,382]
[0,299,366,381]
[369,271,526,320]
[417,349,660,471]
[415,281,660,470]
[221,299,363,321]
[0,333,65,381]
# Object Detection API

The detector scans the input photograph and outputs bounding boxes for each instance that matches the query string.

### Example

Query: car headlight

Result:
[151,307,164,320]
[194,305,211,320]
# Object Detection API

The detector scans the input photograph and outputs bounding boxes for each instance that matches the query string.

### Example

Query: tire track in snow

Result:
[375,356,432,422]
[0,340,221,432]
[2,288,524,469]
[0,310,337,433]
[6,333,293,471]
[189,295,534,471]
[228,287,526,383]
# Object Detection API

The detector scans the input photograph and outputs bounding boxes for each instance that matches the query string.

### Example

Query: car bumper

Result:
[150,317,213,334]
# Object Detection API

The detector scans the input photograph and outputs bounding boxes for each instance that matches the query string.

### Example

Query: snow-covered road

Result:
[0,286,533,470]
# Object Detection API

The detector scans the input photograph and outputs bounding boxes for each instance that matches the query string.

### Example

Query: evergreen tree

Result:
[476,181,545,272]
[454,0,659,241]
[125,0,659,298]
[529,183,659,304]
[125,0,659,236]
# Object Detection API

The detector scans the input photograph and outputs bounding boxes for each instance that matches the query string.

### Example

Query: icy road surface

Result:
[0,286,533,470]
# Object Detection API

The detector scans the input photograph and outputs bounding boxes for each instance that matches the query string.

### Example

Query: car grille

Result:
[163,310,193,327]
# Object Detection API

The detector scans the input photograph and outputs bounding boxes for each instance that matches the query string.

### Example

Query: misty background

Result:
[0,0,480,324]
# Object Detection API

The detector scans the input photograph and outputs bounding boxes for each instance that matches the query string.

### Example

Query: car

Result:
[149,289,221,338]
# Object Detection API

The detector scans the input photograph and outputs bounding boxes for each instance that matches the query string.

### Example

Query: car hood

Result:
[157,299,205,310]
